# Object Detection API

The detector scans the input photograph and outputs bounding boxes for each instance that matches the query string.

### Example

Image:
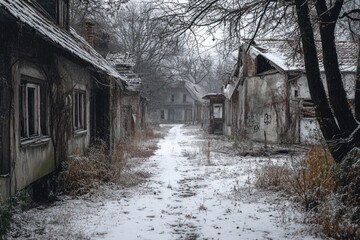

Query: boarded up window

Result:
[301,99,315,118]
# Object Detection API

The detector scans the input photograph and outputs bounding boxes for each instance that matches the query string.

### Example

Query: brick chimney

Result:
[84,20,95,47]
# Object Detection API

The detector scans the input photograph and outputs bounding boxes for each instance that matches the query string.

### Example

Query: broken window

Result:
[20,80,45,139]
[256,55,274,74]
[73,90,86,130]
[183,94,187,103]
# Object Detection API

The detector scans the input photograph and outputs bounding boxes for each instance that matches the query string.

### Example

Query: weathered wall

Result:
[289,72,355,143]
[241,73,288,143]
[15,60,56,193]
[57,56,93,155]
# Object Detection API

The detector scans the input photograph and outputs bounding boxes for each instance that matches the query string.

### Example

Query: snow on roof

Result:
[106,52,136,68]
[0,0,125,82]
[184,80,207,103]
[105,53,141,92]
[122,74,142,92]
[245,39,358,72]
[202,93,225,100]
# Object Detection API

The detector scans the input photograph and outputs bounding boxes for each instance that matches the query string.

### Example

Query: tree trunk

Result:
[295,0,341,141]
[294,0,360,162]
[315,0,357,134]
[355,38,360,121]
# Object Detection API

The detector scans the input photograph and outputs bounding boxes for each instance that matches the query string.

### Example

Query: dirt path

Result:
[9,124,317,240]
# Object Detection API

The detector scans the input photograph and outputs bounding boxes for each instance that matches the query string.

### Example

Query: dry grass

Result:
[126,127,162,158]
[61,127,162,195]
[61,142,109,195]
[255,163,291,191]
[255,146,360,238]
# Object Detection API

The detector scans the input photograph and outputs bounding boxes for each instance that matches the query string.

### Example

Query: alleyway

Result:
[10,125,317,240]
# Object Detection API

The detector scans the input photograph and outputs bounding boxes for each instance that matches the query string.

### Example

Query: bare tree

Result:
[161,0,360,164]
[110,2,182,98]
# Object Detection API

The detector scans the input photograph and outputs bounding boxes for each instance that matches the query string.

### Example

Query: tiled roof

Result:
[0,0,125,82]
[246,39,358,72]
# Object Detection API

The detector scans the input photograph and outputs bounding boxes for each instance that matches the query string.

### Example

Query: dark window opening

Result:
[171,94,174,102]
[183,94,187,103]
[256,55,274,74]
[294,90,298,98]
[160,110,164,120]
[73,90,86,130]
[20,79,46,139]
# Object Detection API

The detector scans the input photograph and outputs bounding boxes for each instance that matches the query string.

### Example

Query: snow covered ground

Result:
[9,124,318,240]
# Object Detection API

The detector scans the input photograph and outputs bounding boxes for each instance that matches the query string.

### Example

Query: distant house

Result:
[150,80,208,124]
[223,39,357,144]
[107,53,147,138]
[0,0,132,200]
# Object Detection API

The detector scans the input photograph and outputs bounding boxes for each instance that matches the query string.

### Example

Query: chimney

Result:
[84,20,95,47]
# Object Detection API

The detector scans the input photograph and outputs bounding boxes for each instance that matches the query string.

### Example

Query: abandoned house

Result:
[0,0,135,201]
[223,39,357,144]
[107,52,147,137]
[149,80,208,124]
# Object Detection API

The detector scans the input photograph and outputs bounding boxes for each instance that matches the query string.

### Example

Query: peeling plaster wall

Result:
[15,60,56,193]
[242,73,288,143]
[290,72,355,144]
[57,56,93,155]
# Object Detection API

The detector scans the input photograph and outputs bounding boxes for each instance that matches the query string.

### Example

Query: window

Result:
[73,91,86,131]
[183,94,187,103]
[256,55,274,74]
[171,94,175,102]
[20,81,45,139]
[213,104,223,119]
[160,110,164,120]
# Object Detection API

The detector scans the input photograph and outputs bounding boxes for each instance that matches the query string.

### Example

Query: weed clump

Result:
[61,127,161,195]
[255,146,359,238]
[0,203,12,238]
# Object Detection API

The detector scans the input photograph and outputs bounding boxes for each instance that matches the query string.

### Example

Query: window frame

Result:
[20,80,43,140]
[183,94,187,103]
[72,90,86,131]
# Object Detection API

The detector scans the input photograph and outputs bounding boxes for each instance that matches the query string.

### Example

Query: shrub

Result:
[61,142,108,195]
[289,146,335,210]
[0,203,12,238]
[255,146,360,238]
[255,163,291,191]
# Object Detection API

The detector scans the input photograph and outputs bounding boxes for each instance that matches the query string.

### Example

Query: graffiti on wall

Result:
[264,113,272,125]
[245,114,260,133]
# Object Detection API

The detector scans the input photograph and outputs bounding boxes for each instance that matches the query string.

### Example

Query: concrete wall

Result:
[240,73,288,143]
